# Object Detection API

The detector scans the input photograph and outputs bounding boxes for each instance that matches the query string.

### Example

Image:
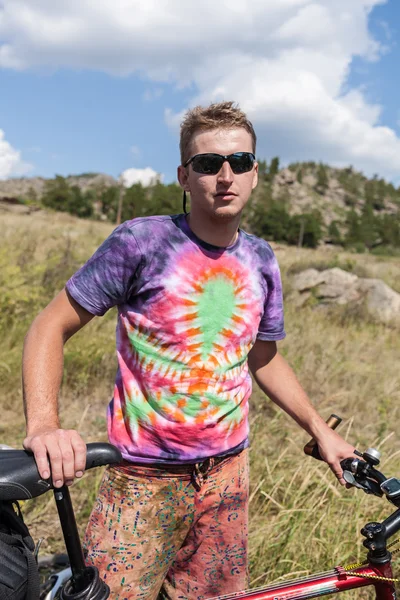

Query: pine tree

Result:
[269,157,280,178]
[315,163,328,193]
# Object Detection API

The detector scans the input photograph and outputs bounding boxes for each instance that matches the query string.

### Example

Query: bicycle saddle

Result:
[0,443,122,501]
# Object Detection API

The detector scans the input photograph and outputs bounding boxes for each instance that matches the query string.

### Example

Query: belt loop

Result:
[192,457,216,491]
[193,463,204,490]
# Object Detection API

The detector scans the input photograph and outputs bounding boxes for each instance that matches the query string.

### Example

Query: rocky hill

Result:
[0,172,117,201]
[2,162,398,219]
[1,162,399,250]
[269,164,399,224]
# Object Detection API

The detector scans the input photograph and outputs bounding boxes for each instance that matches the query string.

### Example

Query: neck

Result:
[185,210,240,247]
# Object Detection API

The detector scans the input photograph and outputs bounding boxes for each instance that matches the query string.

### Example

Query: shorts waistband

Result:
[121,453,229,475]
[113,450,246,491]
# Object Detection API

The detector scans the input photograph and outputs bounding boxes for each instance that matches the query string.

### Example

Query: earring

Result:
[183,190,188,214]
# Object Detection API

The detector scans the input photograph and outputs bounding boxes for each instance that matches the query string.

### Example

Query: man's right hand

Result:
[23,428,87,488]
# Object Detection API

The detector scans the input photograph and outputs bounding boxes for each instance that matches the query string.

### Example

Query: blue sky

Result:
[350,2,400,132]
[1,70,185,180]
[1,1,400,184]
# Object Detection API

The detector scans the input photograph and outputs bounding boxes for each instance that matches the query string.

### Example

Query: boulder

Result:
[357,279,400,325]
[291,269,324,291]
[316,268,358,299]
[289,268,400,325]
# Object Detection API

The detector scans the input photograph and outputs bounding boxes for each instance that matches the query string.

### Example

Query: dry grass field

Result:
[1,209,400,598]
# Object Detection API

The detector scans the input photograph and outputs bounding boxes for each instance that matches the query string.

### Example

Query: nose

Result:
[217,159,234,184]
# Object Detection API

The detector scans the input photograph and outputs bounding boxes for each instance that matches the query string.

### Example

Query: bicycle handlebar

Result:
[304,414,400,508]
[303,414,342,459]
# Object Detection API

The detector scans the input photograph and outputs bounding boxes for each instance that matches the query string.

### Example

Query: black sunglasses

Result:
[184,152,256,175]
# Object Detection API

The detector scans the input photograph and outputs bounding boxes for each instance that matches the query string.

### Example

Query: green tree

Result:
[337,168,360,196]
[98,186,119,222]
[364,177,386,211]
[122,183,147,220]
[148,182,182,215]
[344,205,382,250]
[344,210,362,248]
[327,220,342,245]
[297,168,303,184]
[269,156,280,178]
[253,202,291,242]
[257,159,268,178]
[41,176,93,218]
[69,186,94,218]
[315,163,328,193]
[286,212,323,248]
[42,176,73,212]
[359,203,381,249]
[376,214,400,247]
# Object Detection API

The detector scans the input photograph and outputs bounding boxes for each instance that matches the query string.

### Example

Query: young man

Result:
[23,102,356,599]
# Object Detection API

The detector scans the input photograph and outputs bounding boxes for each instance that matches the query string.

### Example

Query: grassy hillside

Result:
[2,159,400,254]
[1,210,399,598]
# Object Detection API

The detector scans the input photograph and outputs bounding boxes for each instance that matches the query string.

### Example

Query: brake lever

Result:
[305,417,389,500]
[343,470,367,490]
[341,458,384,496]
[343,472,383,496]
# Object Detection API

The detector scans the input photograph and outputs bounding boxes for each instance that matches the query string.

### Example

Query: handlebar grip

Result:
[304,414,342,460]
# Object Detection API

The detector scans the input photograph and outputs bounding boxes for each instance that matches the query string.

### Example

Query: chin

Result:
[212,205,242,220]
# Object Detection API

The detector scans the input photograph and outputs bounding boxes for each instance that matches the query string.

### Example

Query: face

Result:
[177,128,258,222]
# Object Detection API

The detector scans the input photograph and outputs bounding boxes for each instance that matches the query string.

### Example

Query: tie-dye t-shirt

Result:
[66,214,285,464]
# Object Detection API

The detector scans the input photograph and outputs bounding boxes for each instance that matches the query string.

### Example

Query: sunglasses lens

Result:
[191,154,223,175]
[229,153,255,174]
[189,153,255,174]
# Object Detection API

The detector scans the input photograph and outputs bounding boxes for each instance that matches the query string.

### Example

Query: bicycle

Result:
[1,419,399,600]
[0,443,122,599]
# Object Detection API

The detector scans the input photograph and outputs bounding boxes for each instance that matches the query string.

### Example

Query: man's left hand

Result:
[315,428,358,486]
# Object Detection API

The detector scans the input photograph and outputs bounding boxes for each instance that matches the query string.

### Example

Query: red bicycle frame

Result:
[216,560,396,600]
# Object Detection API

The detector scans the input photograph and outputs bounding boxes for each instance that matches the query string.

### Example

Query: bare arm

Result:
[248,339,357,485]
[23,288,94,487]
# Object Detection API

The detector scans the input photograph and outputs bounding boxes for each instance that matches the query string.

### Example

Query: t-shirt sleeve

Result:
[257,251,286,341]
[66,223,142,316]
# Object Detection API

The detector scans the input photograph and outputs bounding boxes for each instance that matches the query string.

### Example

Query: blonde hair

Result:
[179,101,257,165]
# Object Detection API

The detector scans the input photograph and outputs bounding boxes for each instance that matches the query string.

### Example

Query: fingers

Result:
[24,437,51,480]
[23,429,86,488]
[333,468,347,487]
[330,449,358,486]
[56,432,75,486]
[316,434,357,488]
[70,434,87,478]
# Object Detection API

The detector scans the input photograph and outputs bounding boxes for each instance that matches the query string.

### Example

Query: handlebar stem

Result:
[362,508,400,565]
[361,522,391,564]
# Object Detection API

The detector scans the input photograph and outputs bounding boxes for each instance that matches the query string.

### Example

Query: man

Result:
[23,101,356,599]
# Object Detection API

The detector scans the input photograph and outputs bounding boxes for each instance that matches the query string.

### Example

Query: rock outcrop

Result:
[0,174,117,200]
[290,268,400,325]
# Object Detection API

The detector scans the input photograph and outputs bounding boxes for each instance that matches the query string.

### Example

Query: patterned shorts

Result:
[84,449,249,600]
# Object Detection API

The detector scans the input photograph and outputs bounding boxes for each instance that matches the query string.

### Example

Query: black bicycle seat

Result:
[0,443,122,502]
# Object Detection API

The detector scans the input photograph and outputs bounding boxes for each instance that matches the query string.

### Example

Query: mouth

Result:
[214,192,238,201]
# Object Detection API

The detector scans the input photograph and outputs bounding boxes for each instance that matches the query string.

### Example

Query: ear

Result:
[177,165,191,191]
[252,161,259,190]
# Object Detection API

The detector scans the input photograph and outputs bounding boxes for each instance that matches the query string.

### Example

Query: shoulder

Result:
[239,229,278,262]
[124,214,180,231]
[122,214,181,241]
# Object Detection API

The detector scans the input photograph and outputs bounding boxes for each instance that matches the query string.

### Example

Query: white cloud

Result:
[120,167,163,187]
[0,129,32,179]
[1,0,398,178]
